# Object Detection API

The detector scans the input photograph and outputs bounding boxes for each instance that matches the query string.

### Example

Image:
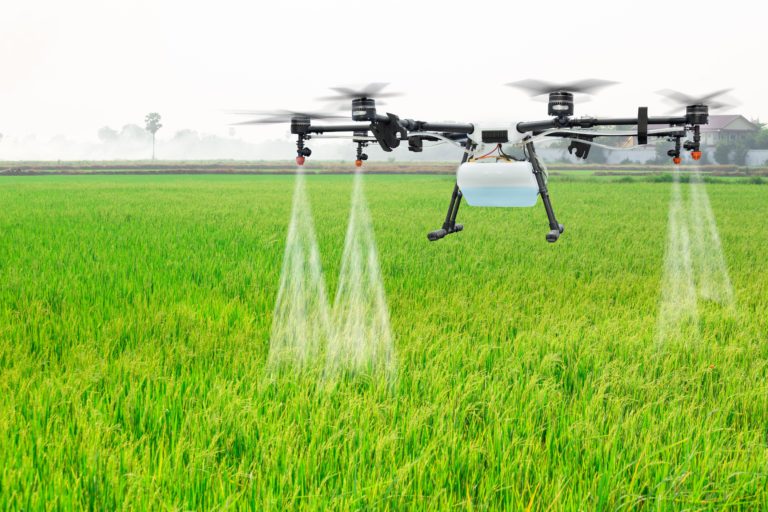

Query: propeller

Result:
[656,88,737,112]
[506,79,618,97]
[317,82,403,101]
[228,109,347,125]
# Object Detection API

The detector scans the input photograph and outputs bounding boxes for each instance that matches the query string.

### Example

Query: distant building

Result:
[700,115,759,146]
[645,115,758,149]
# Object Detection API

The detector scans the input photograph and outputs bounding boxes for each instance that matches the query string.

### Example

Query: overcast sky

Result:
[1,0,764,149]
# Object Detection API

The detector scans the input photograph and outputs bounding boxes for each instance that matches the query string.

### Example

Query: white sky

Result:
[0,0,764,145]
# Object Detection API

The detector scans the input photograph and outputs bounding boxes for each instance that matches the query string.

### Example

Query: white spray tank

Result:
[457,160,540,207]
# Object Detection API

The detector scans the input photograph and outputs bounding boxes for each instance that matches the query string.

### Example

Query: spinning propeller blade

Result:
[656,88,737,113]
[228,109,346,125]
[506,78,618,96]
[317,82,404,101]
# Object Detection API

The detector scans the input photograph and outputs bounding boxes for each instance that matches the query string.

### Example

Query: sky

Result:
[0,0,765,158]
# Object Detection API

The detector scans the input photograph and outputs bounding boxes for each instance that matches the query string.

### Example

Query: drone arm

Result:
[517,115,689,134]
[577,115,689,128]
[543,127,686,139]
[399,119,474,134]
[307,124,372,134]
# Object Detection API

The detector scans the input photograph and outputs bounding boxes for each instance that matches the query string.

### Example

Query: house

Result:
[645,115,758,149]
[700,115,759,146]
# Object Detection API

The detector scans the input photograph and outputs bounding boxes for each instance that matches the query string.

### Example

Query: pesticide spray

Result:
[267,171,332,370]
[656,168,735,344]
[267,169,396,380]
[657,171,700,343]
[688,168,735,306]
[326,170,396,380]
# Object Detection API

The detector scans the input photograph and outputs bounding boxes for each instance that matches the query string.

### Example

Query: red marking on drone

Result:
[355,159,363,168]
[673,157,681,165]
[691,151,702,161]
[295,156,305,166]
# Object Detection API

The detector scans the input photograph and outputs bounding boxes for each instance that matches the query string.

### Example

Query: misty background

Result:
[1,0,764,161]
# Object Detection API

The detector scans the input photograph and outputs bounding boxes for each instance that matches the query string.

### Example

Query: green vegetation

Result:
[0,175,766,510]
[714,124,768,165]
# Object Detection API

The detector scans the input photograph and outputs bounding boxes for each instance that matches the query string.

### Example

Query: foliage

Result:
[716,140,750,165]
[97,126,119,143]
[752,128,768,149]
[715,127,768,165]
[587,145,608,164]
[145,113,163,160]
[714,141,732,165]
[144,112,163,135]
[654,140,673,164]
[0,175,766,510]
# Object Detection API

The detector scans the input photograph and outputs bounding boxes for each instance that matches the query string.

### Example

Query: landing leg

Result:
[526,141,564,243]
[427,183,465,241]
[428,140,472,241]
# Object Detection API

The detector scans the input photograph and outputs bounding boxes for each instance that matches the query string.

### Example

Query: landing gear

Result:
[428,139,566,243]
[525,141,565,243]
[428,140,472,241]
[427,182,465,241]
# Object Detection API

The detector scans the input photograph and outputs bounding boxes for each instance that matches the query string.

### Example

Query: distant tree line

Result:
[714,124,768,165]
[97,113,162,160]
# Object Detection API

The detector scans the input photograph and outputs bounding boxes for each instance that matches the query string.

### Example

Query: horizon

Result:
[2,0,765,160]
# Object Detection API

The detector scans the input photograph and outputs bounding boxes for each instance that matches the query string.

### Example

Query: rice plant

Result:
[0,174,765,510]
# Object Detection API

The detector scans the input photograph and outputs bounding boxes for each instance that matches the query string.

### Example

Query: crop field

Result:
[0,173,766,510]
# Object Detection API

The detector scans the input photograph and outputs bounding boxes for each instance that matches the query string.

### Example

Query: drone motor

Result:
[352,98,377,121]
[290,115,311,134]
[548,91,574,117]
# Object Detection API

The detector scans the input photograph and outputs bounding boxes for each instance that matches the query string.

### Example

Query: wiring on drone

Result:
[473,144,502,161]
[498,145,522,161]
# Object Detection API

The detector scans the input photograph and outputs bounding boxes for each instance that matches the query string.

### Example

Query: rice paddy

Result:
[0,173,766,510]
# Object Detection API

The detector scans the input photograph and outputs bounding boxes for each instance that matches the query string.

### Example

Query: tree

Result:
[97,126,118,143]
[732,140,749,166]
[144,113,163,160]
[654,140,672,164]
[752,128,768,149]
[588,146,608,164]
[714,141,732,165]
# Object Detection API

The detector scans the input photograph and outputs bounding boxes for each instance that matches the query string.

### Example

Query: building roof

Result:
[648,115,758,133]
[702,115,758,132]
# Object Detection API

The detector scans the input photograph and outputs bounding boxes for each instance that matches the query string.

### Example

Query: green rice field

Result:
[0,174,766,510]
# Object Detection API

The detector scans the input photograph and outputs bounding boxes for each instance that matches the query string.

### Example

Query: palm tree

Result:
[144,113,163,160]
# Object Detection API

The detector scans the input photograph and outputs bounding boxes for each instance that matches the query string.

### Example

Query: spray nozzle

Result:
[668,136,683,165]
[354,138,368,168]
[295,134,311,166]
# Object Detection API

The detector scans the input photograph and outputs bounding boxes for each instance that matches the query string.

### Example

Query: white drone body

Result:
[459,122,540,208]
[467,122,528,145]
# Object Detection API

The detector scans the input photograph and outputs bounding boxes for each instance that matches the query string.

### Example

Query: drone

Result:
[234,81,734,243]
